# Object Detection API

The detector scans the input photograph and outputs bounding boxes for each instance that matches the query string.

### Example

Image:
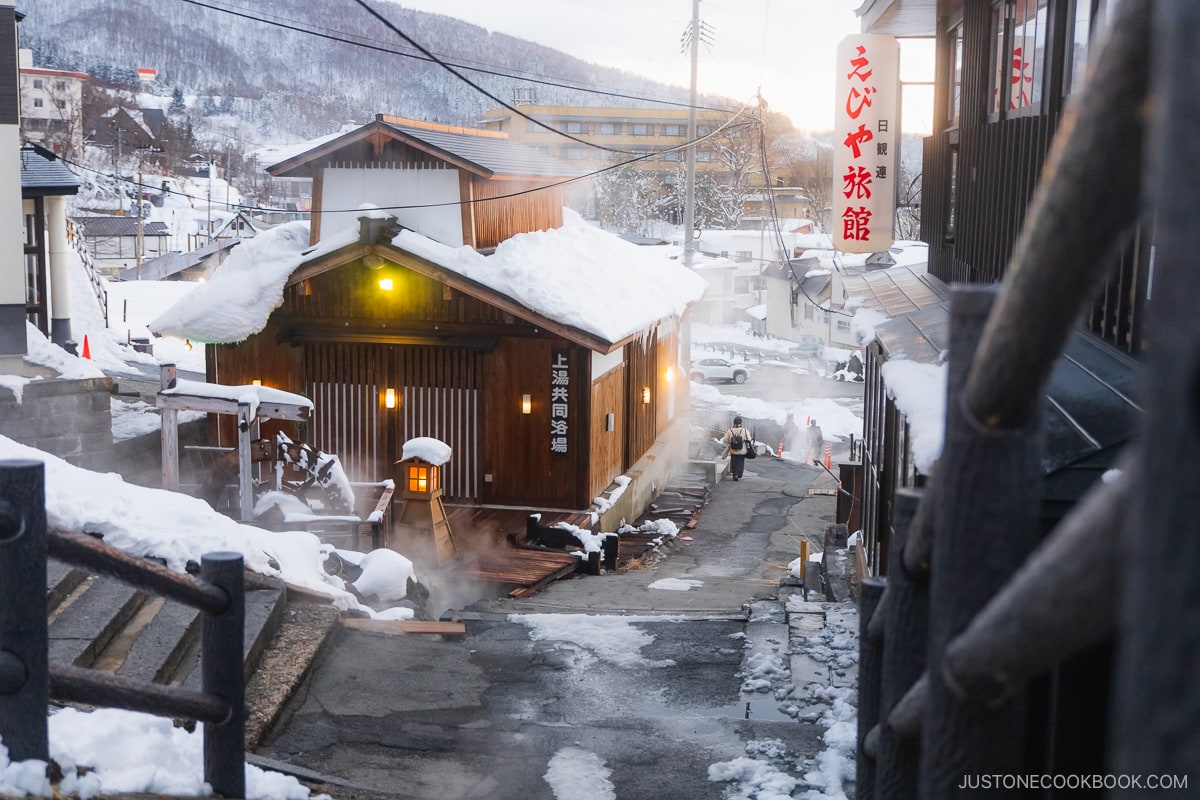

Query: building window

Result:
[564,147,589,160]
[55,81,67,91]
[661,124,686,137]
[33,98,43,108]
[1066,0,1105,95]
[836,319,851,333]
[630,123,652,136]
[946,20,963,128]
[661,150,683,161]
[990,0,1050,116]
[696,125,713,137]
[696,150,714,162]
[564,121,587,134]
[55,99,66,109]
[32,78,43,89]
[597,122,619,135]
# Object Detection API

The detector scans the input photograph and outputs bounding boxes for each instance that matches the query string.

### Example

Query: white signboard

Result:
[833,34,899,254]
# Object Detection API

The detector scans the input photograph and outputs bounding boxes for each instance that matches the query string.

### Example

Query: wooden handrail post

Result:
[876,489,926,799]
[856,577,886,800]
[201,552,246,798]
[920,287,1044,795]
[0,460,49,762]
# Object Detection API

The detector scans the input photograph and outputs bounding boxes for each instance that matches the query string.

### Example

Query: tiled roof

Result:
[383,120,579,178]
[20,147,80,197]
[73,216,171,238]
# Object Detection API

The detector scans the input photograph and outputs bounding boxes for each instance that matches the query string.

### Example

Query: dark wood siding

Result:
[479,336,585,508]
[624,333,658,465]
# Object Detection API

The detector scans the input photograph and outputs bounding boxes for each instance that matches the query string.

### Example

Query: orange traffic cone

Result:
[777,440,785,458]
[81,335,91,360]
[824,443,832,470]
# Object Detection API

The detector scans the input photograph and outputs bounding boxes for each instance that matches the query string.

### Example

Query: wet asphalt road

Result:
[256,454,850,800]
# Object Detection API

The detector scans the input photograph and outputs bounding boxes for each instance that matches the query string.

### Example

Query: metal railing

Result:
[0,460,246,798]
[856,0,1198,794]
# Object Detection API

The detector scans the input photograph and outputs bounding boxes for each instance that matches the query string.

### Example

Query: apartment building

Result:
[479,104,735,174]
[18,49,88,158]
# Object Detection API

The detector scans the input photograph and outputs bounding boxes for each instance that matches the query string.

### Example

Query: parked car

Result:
[690,358,750,384]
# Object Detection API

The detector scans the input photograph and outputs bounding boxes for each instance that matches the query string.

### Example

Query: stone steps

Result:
[46,557,288,687]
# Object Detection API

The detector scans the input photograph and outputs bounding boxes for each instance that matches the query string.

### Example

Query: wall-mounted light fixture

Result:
[642,386,651,404]
[665,365,675,383]
[251,379,262,386]
[521,393,532,414]
[384,388,397,409]
[606,412,615,432]
[378,277,394,291]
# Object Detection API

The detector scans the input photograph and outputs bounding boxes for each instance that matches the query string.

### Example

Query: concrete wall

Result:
[0,376,114,471]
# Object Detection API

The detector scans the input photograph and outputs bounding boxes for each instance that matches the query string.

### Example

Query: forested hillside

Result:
[17,0,722,139]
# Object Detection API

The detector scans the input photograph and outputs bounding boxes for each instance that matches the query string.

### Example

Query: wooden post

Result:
[201,552,245,798]
[920,287,1043,795]
[160,364,179,490]
[877,489,926,800]
[0,460,49,762]
[856,577,885,800]
[1110,0,1200,785]
[237,401,254,521]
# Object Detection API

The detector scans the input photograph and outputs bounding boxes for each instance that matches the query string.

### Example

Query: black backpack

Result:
[729,429,744,450]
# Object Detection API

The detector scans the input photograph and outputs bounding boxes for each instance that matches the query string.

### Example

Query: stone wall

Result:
[0,376,114,471]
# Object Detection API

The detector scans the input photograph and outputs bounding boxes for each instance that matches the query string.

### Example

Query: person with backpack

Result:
[722,416,751,481]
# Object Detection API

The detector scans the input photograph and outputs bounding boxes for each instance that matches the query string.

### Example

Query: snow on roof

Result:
[400,437,452,466]
[160,378,313,413]
[151,208,707,348]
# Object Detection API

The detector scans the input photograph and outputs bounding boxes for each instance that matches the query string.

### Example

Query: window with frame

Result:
[1066,0,1116,95]
[32,78,43,89]
[55,100,66,109]
[661,124,686,137]
[564,121,587,134]
[836,319,851,333]
[33,98,43,108]
[946,20,964,128]
[990,0,1050,116]
[629,123,653,136]
[597,122,619,135]
[696,125,713,137]
[696,150,714,162]
[55,81,67,91]
[661,150,683,161]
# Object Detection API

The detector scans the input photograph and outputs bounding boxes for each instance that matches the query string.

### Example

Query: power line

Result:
[177,0,740,117]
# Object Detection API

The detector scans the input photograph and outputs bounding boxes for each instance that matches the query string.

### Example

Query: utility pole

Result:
[207,155,213,245]
[136,148,144,279]
[683,0,700,268]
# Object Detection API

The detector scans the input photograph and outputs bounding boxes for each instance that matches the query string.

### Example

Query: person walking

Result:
[722,416,750,481]
[805,418,825,465]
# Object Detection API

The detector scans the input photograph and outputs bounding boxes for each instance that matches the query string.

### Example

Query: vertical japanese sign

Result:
[550,351,570,454]
[833,34,899,254]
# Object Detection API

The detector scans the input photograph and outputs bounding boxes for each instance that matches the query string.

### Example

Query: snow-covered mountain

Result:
[17,0,720,140]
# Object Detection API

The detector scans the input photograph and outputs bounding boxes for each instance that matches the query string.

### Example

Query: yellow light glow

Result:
[665,365,674,382]
[379,277,394,291]
[642,386,651,404]
[384,388,397,409]
[521,393,532,414]
[408,465,429,493]
[251,379,262,386]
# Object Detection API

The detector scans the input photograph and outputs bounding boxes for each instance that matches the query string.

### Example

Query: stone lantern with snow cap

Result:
[391,437,456,564]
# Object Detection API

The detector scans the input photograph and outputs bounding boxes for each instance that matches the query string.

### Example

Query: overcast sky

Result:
[381,0,935,133]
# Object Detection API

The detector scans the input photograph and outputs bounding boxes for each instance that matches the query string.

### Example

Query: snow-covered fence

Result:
[66,219,109,325]
[0,460,247,798]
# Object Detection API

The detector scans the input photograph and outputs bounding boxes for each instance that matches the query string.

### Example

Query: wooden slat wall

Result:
[468,177,564,250]
[624,332,658,464]
[588,364,627,501]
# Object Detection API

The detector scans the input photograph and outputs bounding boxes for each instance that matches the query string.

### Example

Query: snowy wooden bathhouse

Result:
[153,115,705,528]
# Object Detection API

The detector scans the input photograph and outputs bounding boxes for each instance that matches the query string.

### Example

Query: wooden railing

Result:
[0,460,247,798]
[856,0,1198,794]
[66,219,109,325]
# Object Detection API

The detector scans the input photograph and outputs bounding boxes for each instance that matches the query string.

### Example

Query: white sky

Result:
[383,0,935,133]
